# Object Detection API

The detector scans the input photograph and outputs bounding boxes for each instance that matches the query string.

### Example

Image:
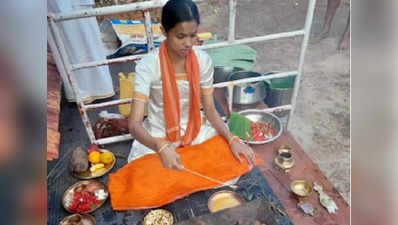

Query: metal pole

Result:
[96,134,133,145]
[143,10,155,52]
[83,71,297,110]
[51,0,204,22]
[71,54,144,71]
[48,17,97,144]
[85,98,132,110]
[228,0,237,41]
[227,84,234,112]
[71,30,305,71]
[50,1,166,22]
[287,0,317,130]
[212,71,298,88]
[198,30,304,50]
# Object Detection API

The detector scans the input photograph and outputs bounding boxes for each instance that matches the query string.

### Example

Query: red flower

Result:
[67,191,99,213]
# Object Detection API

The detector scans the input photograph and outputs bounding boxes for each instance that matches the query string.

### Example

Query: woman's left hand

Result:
[229,139,256,166]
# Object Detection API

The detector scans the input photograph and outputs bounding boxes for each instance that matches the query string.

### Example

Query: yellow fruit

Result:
[92,167,107,176]
[100,152,113,164]
[88,151,101,164]
[90,163,104,172]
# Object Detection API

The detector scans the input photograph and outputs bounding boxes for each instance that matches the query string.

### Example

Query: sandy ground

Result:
[197,0,350,203]
[93,0,350,203]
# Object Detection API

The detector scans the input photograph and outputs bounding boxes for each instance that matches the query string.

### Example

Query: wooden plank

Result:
[213,83,349,224]
[47,59,62,161]
[252,131,350,225]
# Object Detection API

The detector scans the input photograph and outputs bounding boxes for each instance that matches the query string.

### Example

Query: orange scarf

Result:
[159,42,201,146]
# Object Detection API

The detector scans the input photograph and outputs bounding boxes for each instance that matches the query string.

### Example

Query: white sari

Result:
[127,48,218,162]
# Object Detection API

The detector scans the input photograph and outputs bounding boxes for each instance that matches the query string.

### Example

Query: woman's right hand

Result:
[158,142,184,170]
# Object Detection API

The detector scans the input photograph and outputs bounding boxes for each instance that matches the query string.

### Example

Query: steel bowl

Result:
[236,109,283,144]
[213,66,243,84]
[226,71,267,106]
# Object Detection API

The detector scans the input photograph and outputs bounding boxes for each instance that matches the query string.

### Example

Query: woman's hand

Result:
[158,142,184,170]
[229,138,256,166]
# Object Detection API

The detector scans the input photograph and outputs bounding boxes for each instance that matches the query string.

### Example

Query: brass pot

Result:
[274,145,295,169]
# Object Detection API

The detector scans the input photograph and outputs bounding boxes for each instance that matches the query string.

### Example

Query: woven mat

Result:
[48,161,293,225]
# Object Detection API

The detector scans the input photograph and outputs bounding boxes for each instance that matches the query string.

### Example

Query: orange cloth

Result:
[159,42,201,146]
[108,135,262,210]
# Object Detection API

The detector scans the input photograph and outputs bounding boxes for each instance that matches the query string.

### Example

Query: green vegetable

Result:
[228,112,252,141]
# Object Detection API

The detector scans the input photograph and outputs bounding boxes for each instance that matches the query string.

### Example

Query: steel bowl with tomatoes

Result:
[236,109,283,144]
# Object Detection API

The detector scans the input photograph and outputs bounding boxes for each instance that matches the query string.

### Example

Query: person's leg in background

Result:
[338,13,350,50]
[320,0,341,39]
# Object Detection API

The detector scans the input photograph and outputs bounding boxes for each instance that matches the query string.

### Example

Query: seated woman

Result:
[128,0,255,170]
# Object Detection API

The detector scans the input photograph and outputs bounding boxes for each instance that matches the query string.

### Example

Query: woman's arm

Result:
[128,100,183,170]
[201,93,255,165]
[128,100,160,151]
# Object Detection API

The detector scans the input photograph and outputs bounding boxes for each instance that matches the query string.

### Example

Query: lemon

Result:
[88,151,101,164]
[100,152,113,164]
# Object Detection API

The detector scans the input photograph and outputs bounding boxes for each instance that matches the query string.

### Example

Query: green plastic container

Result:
[267,76,295,89]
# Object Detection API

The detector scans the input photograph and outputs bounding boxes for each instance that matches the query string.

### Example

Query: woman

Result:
[128,0,255,170]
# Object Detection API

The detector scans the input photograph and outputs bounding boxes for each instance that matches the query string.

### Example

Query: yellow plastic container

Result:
[197,32,213,41]
[118,72,134,117]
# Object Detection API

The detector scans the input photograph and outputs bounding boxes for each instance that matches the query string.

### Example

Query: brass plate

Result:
[72,149,116,180]
[208,190,245,213]
[59,214,95,225]
[142,209,173,225]
[62,180,109,214]
[290,180,312,197]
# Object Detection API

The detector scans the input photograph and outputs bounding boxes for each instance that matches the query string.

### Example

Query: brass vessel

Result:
[274,145,295,170]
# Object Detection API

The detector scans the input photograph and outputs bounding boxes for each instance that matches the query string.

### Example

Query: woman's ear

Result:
[160,25,167,37]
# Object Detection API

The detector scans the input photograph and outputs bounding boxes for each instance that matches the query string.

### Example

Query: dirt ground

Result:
[197,0,350,203]
[97,0,350,203]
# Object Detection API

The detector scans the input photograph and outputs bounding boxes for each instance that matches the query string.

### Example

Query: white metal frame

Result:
[48,0,317,145]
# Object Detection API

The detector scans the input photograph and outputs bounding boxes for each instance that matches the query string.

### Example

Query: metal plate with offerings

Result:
[59,214,95,225]
[236,109,283,144]
[62,180,109,214]
[72,149,115,179]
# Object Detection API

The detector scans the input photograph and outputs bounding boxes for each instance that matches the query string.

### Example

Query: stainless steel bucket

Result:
[226,71,267,106]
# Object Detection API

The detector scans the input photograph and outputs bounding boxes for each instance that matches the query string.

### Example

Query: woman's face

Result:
[164,20,198,58]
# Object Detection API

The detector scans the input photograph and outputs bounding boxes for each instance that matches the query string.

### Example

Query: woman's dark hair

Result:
[161,0,200,32]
